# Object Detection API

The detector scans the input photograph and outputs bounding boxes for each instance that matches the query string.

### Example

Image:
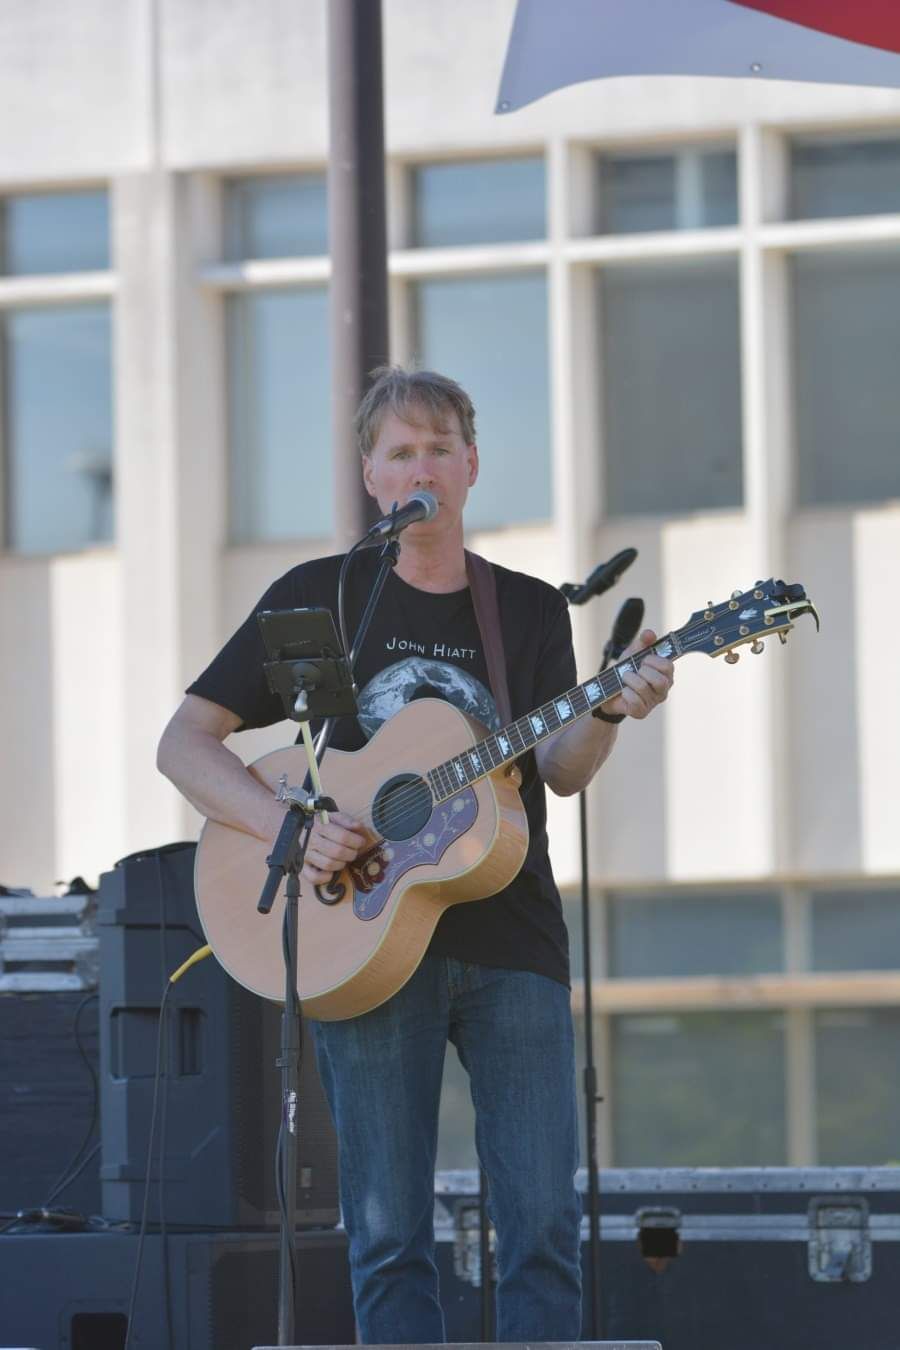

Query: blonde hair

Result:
[355,366,476,457]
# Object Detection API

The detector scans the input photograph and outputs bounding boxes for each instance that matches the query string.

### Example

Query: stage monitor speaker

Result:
[98,842,338,1228]
[0,1228,353,1350]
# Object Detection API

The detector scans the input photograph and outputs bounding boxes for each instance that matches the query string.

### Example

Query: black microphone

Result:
[560,548,637,605]
[364,490,439,540]
[602,597,645,670]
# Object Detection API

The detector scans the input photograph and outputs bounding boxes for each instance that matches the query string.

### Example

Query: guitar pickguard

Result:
[349,788,479,920]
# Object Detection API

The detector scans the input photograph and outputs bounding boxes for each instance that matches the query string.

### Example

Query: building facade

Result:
[2,0,899,1169]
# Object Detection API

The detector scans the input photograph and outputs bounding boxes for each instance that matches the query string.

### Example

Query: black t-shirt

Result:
[187,551,577,986]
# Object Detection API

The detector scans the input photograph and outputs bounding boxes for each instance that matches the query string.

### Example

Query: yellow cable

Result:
[168,944,212,984]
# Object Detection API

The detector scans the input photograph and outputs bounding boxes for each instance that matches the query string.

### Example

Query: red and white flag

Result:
[497,0,900,113]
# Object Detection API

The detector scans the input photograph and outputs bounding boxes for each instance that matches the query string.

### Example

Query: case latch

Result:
[636,1205,682,1273]
[452,1198,496,1289]
[808,1196,871,1283]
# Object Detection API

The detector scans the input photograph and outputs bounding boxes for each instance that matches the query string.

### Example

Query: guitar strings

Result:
[321,622,699,841]
[310,682,613,841]
[307,614,747,846]
[308,669,629,842]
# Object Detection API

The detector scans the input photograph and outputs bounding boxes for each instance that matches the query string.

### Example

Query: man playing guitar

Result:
[157,366,674,1342]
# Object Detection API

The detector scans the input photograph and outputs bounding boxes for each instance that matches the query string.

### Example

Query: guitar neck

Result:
[427,632,681,803]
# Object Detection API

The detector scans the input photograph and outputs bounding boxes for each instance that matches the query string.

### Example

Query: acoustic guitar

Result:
[194,578,817,1020]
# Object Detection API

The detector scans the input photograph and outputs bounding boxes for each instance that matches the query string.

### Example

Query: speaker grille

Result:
[99,844,338,1227]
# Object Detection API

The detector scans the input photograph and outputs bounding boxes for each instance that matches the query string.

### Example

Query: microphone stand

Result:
[577,779,603,1341]
[562,580,642,1342]
[256,535,401,1347]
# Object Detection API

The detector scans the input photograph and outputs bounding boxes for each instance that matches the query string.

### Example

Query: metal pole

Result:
[276,877,304,1346]
[579,788,603,1338]
[327,0,390,551]
[479,1165,495,1339]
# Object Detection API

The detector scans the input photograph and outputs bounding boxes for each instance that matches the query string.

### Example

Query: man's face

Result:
[362,405,479,537]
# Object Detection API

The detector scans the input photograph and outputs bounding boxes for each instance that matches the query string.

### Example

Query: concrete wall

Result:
[1,0,899,893]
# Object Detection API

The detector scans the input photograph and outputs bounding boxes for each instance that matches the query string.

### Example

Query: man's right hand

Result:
[300,811,368,888]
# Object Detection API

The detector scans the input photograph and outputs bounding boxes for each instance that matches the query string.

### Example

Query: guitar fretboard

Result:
[426,636,677,803]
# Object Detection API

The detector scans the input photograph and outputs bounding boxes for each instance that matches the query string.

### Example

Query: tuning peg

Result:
[750,640,765,655]
[731,590,743,600]
[724,650,740,665]
[778,632,789,645]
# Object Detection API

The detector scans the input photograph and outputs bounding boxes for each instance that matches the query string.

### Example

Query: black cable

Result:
[0,1213,28,1234]
[122,979,172,1350]
[42,991,100,1206]
[0,990,101,1231]
[336,542,358,670]
[45,1141,101,1205]
[277,902,299,1306]
[275,1131,296,1301]
[156,854,175,1350]
[0,1205,133,1236]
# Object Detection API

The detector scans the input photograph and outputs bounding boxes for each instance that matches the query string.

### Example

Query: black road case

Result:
[435,1166,900,1350]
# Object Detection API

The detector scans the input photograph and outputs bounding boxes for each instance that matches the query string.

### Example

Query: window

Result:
[223,175,333,542]
[412,272,552,529]
[1,190,109,275]
[596,146,738,234]
[226,288,332,543]
[611,1011,787,1166]
[567,878,900,1165]
[4,304,113,555]
[792,249,900,507]
[600,259,743,515]
[815,1008,900,1164]
[560,889,606,986]
[224,174,328,261]
[409,156,545,247]
[812,888,900,972]
[608,890,783,978]
[790,133,900,221]
[0,189,113,555]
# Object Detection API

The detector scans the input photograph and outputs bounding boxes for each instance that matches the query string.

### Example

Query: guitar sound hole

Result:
[372,773,433,841]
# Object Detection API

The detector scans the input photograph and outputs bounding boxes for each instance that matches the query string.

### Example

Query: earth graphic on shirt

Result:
[356,657,500,741]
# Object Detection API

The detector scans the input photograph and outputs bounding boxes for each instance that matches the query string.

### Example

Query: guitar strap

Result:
[465,550,512,727]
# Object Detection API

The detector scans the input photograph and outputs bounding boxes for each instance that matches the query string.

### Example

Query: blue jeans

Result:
[311,955,582,1344]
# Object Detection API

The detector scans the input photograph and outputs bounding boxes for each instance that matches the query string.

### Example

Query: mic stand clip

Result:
[275,775,338,820]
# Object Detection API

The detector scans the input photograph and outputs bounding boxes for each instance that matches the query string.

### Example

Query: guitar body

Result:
[194,698,529,1021]
[193,576,819,1022]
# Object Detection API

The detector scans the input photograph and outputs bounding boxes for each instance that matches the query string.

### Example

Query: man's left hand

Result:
[601,628,674,720]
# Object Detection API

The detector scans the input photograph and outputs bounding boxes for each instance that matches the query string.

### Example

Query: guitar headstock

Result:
[673,579,820,663]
